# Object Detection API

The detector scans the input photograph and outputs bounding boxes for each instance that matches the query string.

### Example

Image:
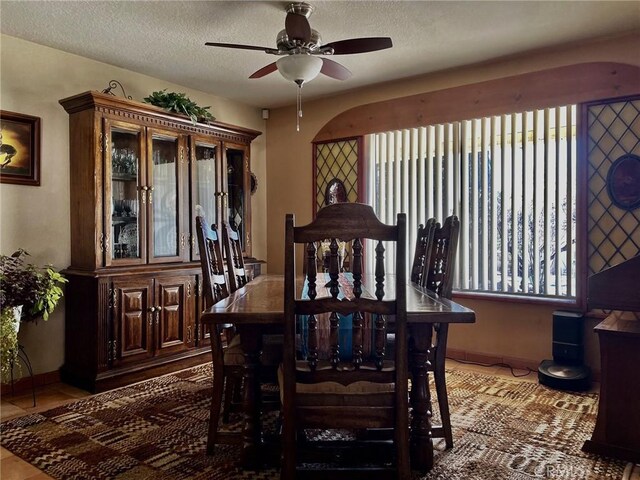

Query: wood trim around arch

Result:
[313,62,640,142]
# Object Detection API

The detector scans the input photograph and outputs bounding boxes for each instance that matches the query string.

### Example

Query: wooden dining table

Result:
[200,273,475,472]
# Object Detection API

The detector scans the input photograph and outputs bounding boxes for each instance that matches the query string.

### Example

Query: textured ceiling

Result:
[1,1,638,108]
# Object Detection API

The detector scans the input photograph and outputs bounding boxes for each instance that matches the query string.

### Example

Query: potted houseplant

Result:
[143,89,215,125]
[0,249,67,378]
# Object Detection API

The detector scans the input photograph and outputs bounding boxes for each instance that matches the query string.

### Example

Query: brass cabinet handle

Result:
[148,186,154,205]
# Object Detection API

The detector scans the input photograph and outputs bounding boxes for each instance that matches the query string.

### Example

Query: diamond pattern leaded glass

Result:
[315,140,359,213]
[587,98,640,276]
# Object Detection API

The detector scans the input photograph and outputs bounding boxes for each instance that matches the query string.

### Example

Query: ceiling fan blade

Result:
[249,62,278,79]
[285,12,311,42]
[320,58,352,81]
[323,37,393,55]
[205,42,274,53]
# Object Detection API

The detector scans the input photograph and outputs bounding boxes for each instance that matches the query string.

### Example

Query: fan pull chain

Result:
[296,81,304,132]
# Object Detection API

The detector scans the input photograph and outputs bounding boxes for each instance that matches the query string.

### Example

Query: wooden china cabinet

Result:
[59,91,261,392]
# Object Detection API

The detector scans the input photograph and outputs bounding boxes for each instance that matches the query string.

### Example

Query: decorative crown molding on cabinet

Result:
[60,91,261,145]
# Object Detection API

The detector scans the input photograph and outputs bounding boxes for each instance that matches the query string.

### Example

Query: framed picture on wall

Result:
[0,110,41,186]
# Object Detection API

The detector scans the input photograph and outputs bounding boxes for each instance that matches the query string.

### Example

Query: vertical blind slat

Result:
[501,114,508,292]
[481,117,489,289]
[385,132,393,226]
[521,113,529,294]
[408,129,417,271]
[491,116,499,291]
[543,109,551,294]
[460,121,470,289]
[435,125,443,222]
[471,119,479,290]
[533,110,540,294]
[510,114,517,293]
[427,126,434,220]
[555,107,562,296]
[567,105,575,297]
[418,127,426,225]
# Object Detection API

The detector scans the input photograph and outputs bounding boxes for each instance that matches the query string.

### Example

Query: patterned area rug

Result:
[0,364,626,479]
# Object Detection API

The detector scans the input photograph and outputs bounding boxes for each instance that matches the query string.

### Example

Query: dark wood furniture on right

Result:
[582,255,640,463]
[281,203,410,479]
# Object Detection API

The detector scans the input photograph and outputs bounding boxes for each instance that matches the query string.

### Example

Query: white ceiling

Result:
[1,1,638,108]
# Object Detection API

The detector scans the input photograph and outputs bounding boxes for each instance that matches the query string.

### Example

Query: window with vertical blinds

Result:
[366,105,577,299]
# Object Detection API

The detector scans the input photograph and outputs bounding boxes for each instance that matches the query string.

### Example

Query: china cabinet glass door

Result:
[148,128,185,264]
[190,136,221,260]
[225,143,251,256]
[105,119,146,266]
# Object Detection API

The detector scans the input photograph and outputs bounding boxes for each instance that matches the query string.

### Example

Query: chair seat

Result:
[223,334,283,366]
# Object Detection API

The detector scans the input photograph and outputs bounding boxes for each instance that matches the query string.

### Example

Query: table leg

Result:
[237,326,263,469]
[409,324,434,471]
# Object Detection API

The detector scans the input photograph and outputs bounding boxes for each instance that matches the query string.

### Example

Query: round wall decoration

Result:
[606,153,640,210]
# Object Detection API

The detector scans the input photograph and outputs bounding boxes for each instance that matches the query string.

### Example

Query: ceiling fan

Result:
[205,2,392,129]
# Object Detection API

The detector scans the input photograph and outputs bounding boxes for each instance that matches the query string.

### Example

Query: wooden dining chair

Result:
[410,218,437,286]
[423,215,460,449]
[281,203,410,479]
[221,221,248,292]
[195,216,244,454]
[222,220,284,392]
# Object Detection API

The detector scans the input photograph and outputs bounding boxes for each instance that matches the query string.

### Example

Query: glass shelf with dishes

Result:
[109,128,142,262]
[111,200,140,259]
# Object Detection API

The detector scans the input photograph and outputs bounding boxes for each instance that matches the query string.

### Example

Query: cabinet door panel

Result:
[224,142,251,257]
[148,128,186,264]
[112,279,153,365]
[194,275,212,347]
[155,275,194,355]
[104,118,147,267]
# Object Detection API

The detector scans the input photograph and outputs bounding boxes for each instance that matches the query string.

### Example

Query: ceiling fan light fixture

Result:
[276,54,323,84]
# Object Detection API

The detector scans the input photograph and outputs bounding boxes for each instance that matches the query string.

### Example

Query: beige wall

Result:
[265,31,640,372]
[0,34,267,376]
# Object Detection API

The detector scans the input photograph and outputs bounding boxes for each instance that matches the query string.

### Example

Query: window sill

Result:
[452,290,581,309]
